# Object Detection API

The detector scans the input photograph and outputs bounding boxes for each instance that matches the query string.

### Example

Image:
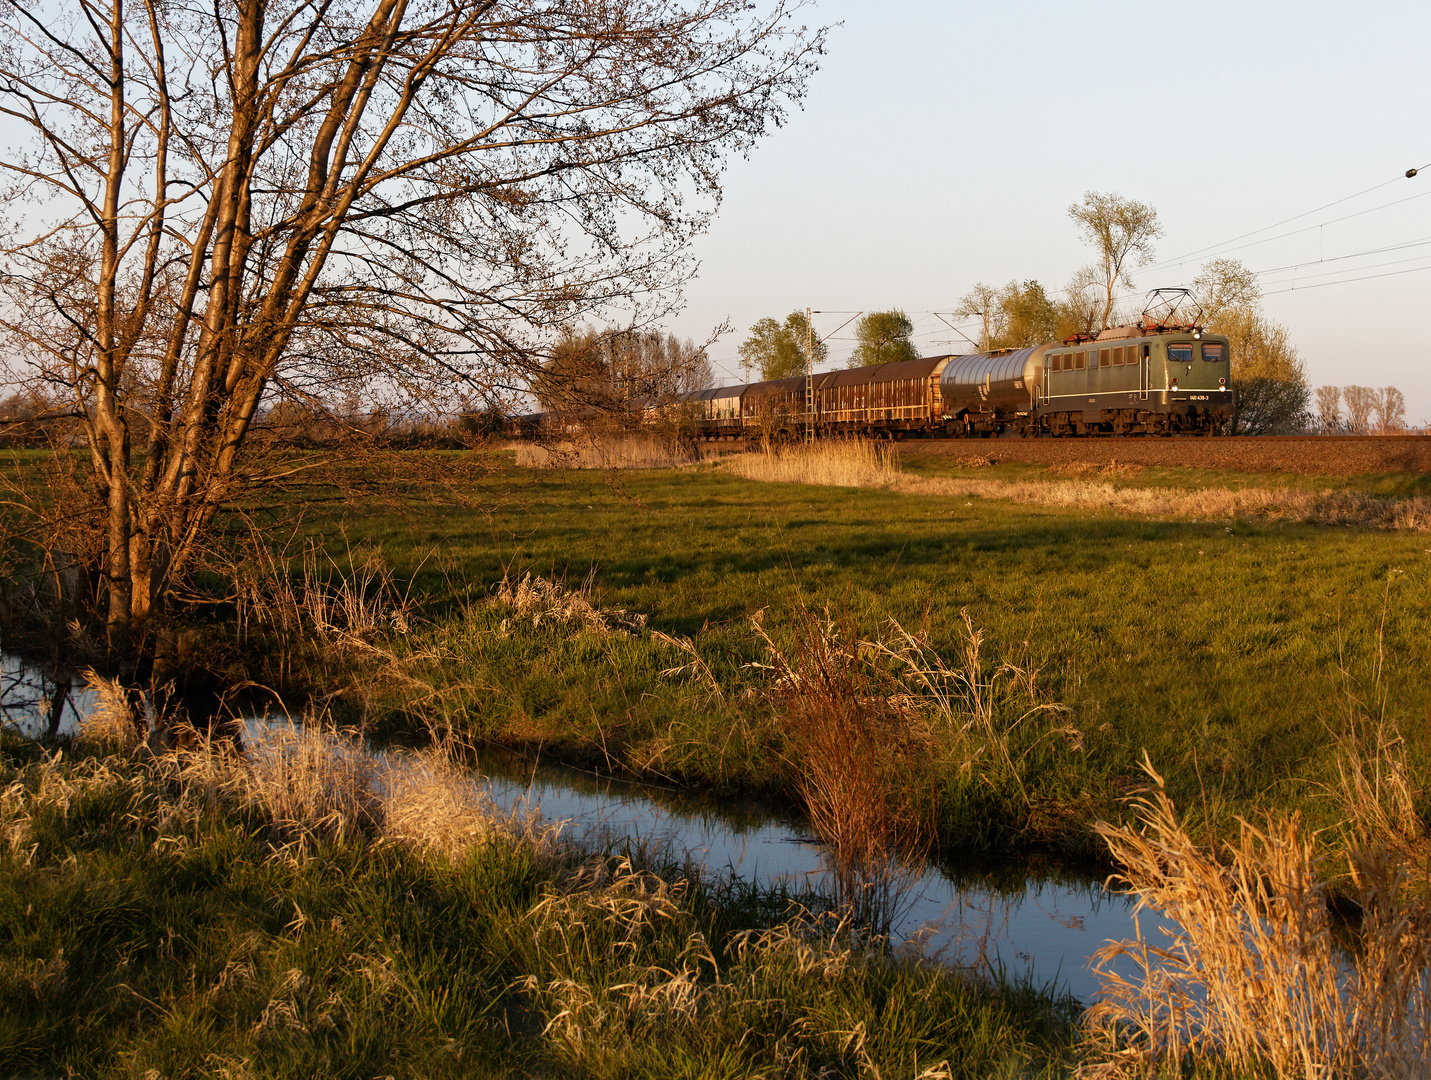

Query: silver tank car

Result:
[937,346,1047,434]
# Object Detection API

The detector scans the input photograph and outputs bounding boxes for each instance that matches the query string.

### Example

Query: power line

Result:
[1142,161,1431,274]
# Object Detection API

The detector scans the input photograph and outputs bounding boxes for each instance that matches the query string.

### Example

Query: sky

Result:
[665,0,1431,421]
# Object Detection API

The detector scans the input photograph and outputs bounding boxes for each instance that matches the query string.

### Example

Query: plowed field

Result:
[906,435,1431,475]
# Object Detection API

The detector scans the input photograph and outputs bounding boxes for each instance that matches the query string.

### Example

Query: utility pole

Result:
[805,306,814,443]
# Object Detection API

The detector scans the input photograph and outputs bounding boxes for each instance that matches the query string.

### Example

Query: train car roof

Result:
[939,348,1045,388]
[708,382,751,399]
[822,354,958,387]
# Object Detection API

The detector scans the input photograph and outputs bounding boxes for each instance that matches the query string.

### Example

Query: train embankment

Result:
[909,434,1431,476]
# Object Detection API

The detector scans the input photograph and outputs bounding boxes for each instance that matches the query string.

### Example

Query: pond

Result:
[0,649,1170,1002]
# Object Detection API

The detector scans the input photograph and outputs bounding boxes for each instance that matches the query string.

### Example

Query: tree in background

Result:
[997,281,1061,348]
[1373,387,1407,434]
[1192,259,1309,434]
[1192,258,1261,324]
[1314,386,1344,433]
[1068,192,1163,331]
[1343,387,1377,434]
[738,312,827,381]
[953,284,1004,352]
[0,0,820,659]
[953,281,1058,351]
[1054,265,1106,341]
[533,329,711,411]
[848,310,919,367]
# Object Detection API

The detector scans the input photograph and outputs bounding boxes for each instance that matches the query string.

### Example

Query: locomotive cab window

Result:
[1201,343,1226,363]
[1168,344,1194,364]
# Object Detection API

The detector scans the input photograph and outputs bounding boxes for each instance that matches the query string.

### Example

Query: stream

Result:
[1,650,1171,1003]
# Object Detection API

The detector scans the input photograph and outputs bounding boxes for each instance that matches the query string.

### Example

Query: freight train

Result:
[523,290,1235,439]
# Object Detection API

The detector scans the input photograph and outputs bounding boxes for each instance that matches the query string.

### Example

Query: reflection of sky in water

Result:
[1,651,1176,1002]
[476,752,1177,1002]
[1,652,91,739]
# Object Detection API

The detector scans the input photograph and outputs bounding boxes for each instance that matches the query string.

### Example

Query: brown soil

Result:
[900,436,1431,477]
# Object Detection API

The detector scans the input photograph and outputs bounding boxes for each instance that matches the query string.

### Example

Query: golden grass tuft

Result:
[513,435,701,470]
[753,604,936,934]
[721,437,1431,531]
[1083,755,1431,1079]
[494,570,647,636]
[62,672,539,863]
[75,669,142,750]
[724,438,901,488]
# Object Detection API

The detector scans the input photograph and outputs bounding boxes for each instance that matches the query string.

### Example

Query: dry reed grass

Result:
[722,438,1431,531]
[724,438,901,488]
[1083,755,1431,1080]
[902,473,1431,532]
[513,435,701,470]
[237,538,421,645]
[59,673,540,863]
[494,570,647,636]
[754,604,935,934]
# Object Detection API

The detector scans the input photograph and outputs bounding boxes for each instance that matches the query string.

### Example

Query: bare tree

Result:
[953,283,1004,352]
[1314,386,1343,433]
[1343,386,1377,434]
[0,0,822,658]
[1067,192,1163,331]
[1054,265,1105,341]
[1192,258,1262,324]
[1372,387,1406,434]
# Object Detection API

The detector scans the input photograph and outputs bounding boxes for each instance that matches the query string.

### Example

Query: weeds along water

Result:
[0,676,1083,1079]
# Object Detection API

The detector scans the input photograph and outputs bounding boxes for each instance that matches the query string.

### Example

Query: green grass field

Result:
[247,458,1431,861]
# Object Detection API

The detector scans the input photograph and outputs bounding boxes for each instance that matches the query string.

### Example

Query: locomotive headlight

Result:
[1171,377,1179,389]
[1219,377,1227,389]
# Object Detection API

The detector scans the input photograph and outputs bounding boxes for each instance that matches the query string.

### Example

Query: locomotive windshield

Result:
[1201,343,1225,362]
[1168,344,1194,363]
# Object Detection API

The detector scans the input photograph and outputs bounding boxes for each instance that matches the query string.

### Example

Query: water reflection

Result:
[1,649,1170,1002]
[472,746,1168,1001]
[1,650,91,739]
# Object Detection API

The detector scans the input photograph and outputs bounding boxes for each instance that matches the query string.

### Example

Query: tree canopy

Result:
[1068,192,1163,331]
[531,329,712,411]
[849,310,919,368]
[0,0,823,653]
[1192,258,1309,434]
[955,282,1060,351]
[738,312,827,381]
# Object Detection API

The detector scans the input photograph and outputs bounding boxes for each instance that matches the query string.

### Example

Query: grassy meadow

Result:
[5,441,1431,1077]
[220,445,1431,861]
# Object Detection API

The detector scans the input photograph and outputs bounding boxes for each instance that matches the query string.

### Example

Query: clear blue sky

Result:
[667,0,1431,420]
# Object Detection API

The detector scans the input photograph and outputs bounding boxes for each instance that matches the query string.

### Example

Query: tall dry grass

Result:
[753,604,936,935]
[720,437,1431,531]
[724,437,901,488]
[901,473,1431,533]
[1082,755,1431,1080]
[513,435,701,470]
